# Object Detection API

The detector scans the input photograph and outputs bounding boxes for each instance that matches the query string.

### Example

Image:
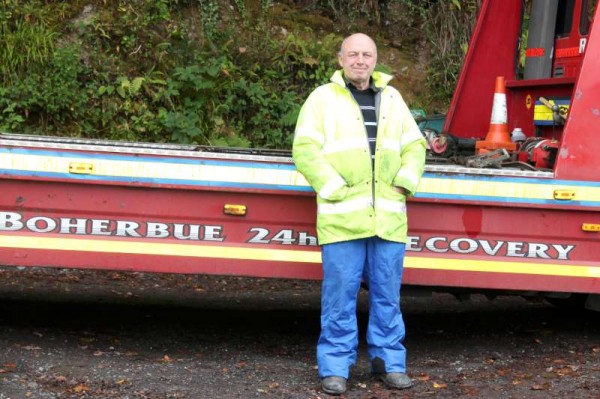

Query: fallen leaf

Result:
[433,382,447,389]
[531,383,546,390]
[460,386,479,396]
[116,379,128,385]
[22,345,41,351]
[161,355,173,363]
[496,368,510,376]
[417,374,431,381]
[555,365,579,376]
[235,361,247,369]
[72,384,90,393]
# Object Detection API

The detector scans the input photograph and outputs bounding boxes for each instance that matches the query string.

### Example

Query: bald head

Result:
[339,33,377,56]
[338,33,378,90]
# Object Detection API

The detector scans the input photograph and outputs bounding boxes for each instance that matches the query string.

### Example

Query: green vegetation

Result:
[0,0,481,148]
[423,0,481,105]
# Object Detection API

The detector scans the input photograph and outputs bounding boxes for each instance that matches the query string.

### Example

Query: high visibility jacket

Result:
[293,70,426,245]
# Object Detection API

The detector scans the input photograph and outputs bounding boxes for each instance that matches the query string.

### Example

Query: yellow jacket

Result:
[293,70,426,245]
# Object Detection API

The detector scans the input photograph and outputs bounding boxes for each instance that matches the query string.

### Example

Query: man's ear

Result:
[338,54,343,68]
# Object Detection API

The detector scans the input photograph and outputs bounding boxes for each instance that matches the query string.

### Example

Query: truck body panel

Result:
[1,133,598,294]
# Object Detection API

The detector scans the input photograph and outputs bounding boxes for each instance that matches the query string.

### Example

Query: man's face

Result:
[338,34,377,90]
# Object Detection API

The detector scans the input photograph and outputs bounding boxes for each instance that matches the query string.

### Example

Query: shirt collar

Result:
[344,76,380,92]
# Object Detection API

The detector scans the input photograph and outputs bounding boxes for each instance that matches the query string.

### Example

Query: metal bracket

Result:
[464,149,510,168]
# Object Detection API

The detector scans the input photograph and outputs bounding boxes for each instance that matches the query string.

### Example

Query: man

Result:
[292,33,426,395]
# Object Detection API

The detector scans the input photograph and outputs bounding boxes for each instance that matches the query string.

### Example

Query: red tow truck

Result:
[1,0,598,308]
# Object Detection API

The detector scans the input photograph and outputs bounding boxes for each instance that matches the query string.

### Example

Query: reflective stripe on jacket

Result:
[293,70,426,245]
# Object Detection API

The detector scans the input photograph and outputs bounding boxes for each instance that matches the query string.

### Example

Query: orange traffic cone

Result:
[476,76,517,153]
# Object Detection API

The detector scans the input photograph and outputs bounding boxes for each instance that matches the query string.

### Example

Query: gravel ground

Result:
[0,266,599,398]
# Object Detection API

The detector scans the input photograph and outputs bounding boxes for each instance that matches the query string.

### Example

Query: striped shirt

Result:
[348,83,377,164]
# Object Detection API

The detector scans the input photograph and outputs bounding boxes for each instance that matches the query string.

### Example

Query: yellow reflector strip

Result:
[417,177,600,202]
[1,235,599,279]
[0,235,321,263]
[4,152,600,203]
[406,256,600,278]
[3,153,309,188]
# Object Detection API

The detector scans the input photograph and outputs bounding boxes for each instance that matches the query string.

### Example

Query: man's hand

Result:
[394,186,409,195]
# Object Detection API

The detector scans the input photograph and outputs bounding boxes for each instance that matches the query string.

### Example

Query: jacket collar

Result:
[330,69,393,90]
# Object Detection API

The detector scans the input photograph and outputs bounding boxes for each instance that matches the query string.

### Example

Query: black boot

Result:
[380,372,413,389]
[321,376,347,395]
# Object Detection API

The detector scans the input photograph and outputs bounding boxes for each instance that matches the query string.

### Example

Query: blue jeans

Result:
[317,236,407,378]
